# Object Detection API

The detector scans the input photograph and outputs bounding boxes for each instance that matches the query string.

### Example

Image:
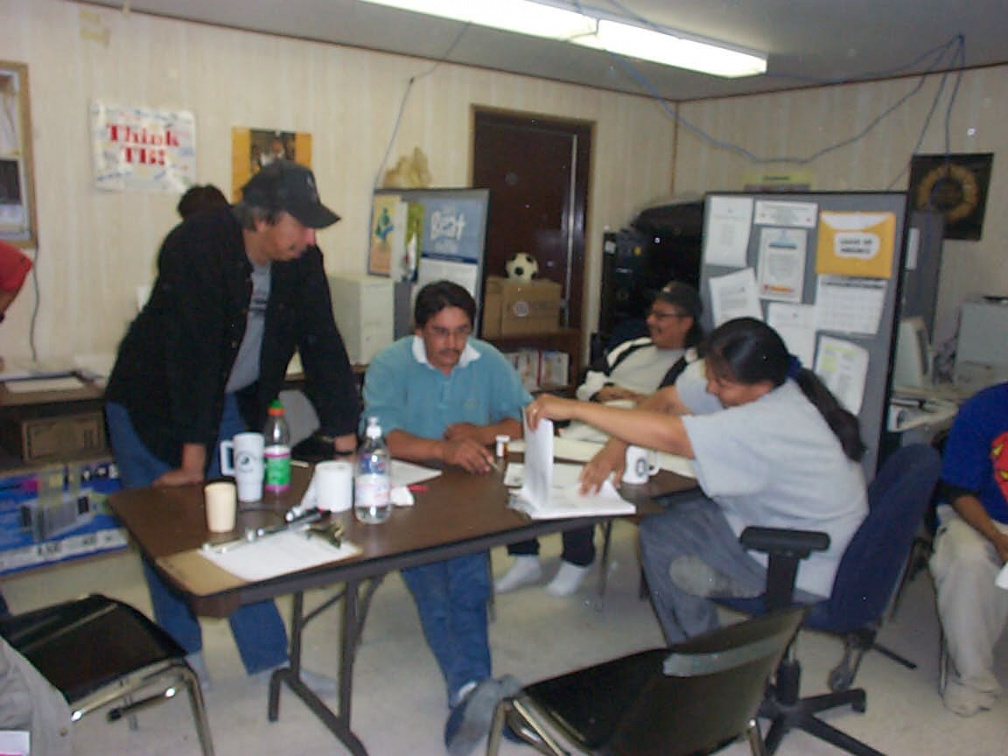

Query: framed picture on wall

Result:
[0,61,37,248]
[908,153,994,241]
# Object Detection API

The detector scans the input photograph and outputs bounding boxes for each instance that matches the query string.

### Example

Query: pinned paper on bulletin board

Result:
[815,211,895,279]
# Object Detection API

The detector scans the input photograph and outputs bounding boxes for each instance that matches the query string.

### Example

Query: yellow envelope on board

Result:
[815,211,895,279]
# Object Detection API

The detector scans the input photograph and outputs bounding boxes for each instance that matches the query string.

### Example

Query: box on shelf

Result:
[0,458,126,575]
[0,412,106,463]
[482,276,562,337]
[538,350,570,388]
[504,350,541,392]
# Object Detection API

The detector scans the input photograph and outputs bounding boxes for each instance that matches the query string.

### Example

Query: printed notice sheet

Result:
[704,196,754,267]
[814,336,869,414]
[814,276,886,335]
[767,303,817,367]
[754,200,818,228]
[757,227,807,303]
[709,268,763,326]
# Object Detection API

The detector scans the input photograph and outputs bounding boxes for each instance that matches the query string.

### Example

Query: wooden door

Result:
[472,110,591,332]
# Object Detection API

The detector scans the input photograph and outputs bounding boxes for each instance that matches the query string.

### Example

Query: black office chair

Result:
[719,443,942,756]
[0,594,214,755]
[486,606,805,756]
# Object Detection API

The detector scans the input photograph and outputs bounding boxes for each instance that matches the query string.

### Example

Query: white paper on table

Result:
[767,303,817,367]
[756,227,807,303]
[814,275,886,335]
[754,200,818,228]
[390,460,442,487]
[709,268,763,326]
[704,196,753,267]
[198,530,361,582]
[814,335,869,414]
[553,436,606,462]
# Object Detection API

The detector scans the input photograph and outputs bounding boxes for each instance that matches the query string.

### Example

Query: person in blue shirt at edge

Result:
[361,280,530,756]
[929,381,1008,716]
[495,280,704,597]
[524,317,868,645]
[104,161,359,692]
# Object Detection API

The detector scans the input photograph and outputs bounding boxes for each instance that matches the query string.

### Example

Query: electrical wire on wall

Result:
[372,24,469,191]
[372,2,969,207]
[582,0,967,187]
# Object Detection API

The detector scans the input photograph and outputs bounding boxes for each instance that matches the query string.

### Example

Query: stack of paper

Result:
[512,416,636,520]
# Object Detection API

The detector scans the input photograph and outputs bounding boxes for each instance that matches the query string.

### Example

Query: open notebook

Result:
[510,415,635,520]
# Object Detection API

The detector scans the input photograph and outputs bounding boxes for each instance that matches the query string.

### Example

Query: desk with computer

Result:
[888,299,1008,443]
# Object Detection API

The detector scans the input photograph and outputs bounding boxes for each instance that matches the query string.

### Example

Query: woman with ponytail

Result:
[524,317,868,643]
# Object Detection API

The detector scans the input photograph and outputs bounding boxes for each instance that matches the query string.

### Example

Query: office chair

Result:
[719,443,942,756]
[0,594,215,755]
[486,606,805,756]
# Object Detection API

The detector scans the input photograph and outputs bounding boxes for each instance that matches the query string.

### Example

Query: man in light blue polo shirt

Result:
[362,280,530,755]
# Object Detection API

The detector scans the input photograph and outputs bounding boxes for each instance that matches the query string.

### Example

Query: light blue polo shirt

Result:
[362,336,531,439]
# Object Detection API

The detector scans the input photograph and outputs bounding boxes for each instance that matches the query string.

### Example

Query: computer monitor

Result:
[892,316,931,389]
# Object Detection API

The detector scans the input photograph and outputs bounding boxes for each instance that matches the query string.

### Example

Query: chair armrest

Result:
[740,527,830,558]
[740,527,830,611]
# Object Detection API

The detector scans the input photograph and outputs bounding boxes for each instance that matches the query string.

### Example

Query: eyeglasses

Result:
[648,308,688,320]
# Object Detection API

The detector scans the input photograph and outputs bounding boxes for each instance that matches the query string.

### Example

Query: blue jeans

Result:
[106,397,289,675]
[401,552,492,705]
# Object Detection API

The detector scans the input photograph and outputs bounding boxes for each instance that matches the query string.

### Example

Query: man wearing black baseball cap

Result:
[105,160,357,690]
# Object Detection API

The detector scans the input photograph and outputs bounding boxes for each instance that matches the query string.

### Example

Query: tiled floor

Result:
[3,521,1007,755]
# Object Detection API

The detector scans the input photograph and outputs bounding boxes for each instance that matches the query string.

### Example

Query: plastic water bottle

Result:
[355,417,391,524]
[263,399,291,494]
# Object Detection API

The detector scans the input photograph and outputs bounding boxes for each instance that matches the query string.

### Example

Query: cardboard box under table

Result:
[482,276,562,337]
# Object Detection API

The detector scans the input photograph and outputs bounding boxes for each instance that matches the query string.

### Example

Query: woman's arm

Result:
[526,394,694,458]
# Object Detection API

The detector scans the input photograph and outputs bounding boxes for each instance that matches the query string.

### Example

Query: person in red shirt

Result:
[0,240,32,323]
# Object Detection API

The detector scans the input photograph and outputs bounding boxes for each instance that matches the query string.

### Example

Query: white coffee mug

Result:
[622,445,660,485]
[315,460,354,513]
[205,480,238,532]
[220,432,265,502]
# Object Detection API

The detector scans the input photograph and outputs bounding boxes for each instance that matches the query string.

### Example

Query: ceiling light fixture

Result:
[360,0,767,78]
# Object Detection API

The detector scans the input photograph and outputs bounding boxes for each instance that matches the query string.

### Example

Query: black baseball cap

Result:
[240,160,340,229]
[653,281,703,318]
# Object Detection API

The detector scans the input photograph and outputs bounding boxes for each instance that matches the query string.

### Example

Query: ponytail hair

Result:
[704,318,866,461]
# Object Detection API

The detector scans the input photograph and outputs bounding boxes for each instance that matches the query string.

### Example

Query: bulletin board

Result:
[699,192,909,479]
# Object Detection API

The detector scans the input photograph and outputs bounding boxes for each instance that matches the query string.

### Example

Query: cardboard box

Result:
[482,276,562,337]
[0,412,106,463]
[0,458,126,575]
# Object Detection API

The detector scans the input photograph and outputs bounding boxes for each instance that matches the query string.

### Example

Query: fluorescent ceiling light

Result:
[360,0,767,78]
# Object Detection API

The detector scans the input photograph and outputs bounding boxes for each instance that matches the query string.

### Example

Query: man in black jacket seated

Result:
[105,160,358,689]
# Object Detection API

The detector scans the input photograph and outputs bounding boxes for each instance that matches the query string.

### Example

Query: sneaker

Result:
[668,555,756,599]
[494,556,542,593]
[185,651,212,691]
[942,678,999,717]
[545,560,593,597]
[444,678,504,756]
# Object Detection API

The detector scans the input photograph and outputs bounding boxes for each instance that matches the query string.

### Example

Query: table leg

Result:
[267,578,384,756]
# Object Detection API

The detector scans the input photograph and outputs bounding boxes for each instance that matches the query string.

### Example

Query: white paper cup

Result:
[622,445,660,485]
[205,480,238,532]
[220,432,265,502]
[315,460,354,513]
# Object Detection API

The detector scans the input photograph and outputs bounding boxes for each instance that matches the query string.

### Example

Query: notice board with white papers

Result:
[699,192,909,479]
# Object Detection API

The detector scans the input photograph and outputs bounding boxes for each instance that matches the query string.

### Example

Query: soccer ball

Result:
[505,253,539,281]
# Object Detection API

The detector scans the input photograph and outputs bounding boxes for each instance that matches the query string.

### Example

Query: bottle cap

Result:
[269,399,284,415]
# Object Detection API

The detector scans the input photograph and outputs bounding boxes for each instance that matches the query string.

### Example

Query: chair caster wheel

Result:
[828,666,855,692]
